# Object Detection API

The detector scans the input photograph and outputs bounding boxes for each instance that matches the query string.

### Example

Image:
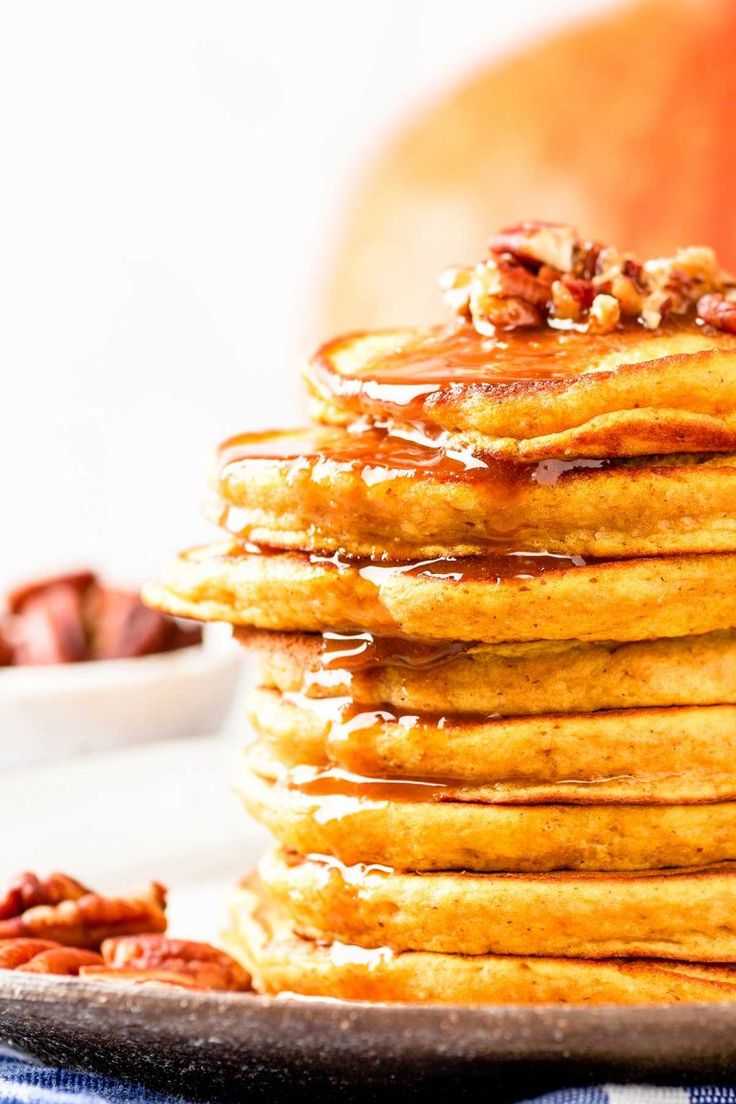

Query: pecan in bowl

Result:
[1,570,202,668]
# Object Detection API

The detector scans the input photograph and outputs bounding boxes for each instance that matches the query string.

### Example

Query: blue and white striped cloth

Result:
[531,1091,736,1104]
[2,1060,736,1104]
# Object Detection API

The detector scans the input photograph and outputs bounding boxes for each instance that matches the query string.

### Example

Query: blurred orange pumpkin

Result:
[320,0,736,333]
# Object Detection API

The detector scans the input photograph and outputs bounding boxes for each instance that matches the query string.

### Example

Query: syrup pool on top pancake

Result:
[304,322,736,460]
[304,223,736,459]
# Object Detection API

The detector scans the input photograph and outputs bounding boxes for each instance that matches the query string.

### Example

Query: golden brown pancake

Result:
[237,746,736,873]
[216,426,736,559]
[258,849,736,961]
[246,688,736,804]
[143,542,736,644]
[304,324,736,460]
[242,628,736,716]
[227,877,736,1004]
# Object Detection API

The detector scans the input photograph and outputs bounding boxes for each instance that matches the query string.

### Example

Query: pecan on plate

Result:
[79,966,203,988]
[0,882,167,949]
[93,934,252,992]
[0,938,102,975]
[0,872,90,921]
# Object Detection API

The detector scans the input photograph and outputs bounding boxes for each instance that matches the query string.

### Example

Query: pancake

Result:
[246,689,736,804]
[216,426,736,558]
[237,747,736,873]
[258,849,736,961]
[304,323,736,460]
[143,542,736,644]
[227,878,736,1004]
[241,628,736,716]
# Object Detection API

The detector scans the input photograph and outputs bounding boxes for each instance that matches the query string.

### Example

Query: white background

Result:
[0,0,615,585]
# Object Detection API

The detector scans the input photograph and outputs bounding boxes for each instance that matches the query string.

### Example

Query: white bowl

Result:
[0,638,244,769]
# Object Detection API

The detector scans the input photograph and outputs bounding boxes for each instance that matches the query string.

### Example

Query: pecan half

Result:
[3,572,202,666]
[6,573,96,616]
[0,883,167,949]
[79,966,202,988]
[10,582,89,665]
[0,938,103,975]
[0,938,59,968]
[0,872,90,921]
[98,935,252,992]
[489,221,578,273]
[697,293,736,334]
[18,947,104,975]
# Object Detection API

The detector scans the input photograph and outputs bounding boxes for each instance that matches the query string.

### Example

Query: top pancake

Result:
[304,323,736,460]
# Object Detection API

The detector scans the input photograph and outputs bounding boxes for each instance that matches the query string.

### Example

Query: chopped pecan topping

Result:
[0,938,103,975]
[0,872,90,921]
[0,882,167,949]
[489,221,578,273]
[443,222,736,337]
[97,935,252,992]
[588,294,621,335]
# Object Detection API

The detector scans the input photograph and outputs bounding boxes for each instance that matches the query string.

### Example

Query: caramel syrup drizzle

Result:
[309,319,697,413]
[215,420,611,554]
[217,420,610,488]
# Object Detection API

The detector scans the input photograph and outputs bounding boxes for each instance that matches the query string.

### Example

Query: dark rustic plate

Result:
[3,975,736,1103]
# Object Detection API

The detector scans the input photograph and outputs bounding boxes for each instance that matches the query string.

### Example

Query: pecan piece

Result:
[0,938,102,975]
[477,295,543,332]
[79,966,202,988]
[0,883,167,949]
[6,573,97,616]
[10,583,90,664]
[88,587,172,659]
[0,938,59,968]
[697,293,736,334]
[489,221,578,273]
[588,294,621,334]
[19,947,103,975]
[98,935,252,992]
[0,872,90,921]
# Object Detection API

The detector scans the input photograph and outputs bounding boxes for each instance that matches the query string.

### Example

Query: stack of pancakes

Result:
[145,229,736,1004]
